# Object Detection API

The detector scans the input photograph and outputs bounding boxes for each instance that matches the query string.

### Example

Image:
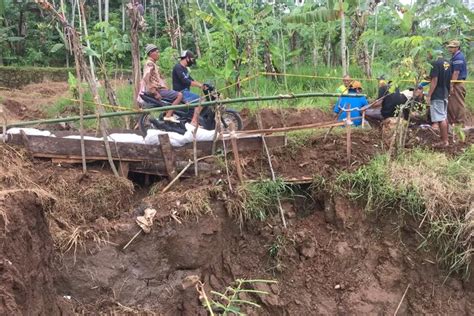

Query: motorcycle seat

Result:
[140,93,174,108]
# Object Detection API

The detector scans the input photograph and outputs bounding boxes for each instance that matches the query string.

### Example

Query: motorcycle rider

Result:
[172,50,204,127]
[142,44,182,123]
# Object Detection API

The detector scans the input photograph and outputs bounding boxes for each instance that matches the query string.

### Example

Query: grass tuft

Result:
[336,147,474,277]
[226,179,292,227]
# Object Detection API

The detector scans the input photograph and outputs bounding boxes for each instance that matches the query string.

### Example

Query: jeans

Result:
[182,89,200,103]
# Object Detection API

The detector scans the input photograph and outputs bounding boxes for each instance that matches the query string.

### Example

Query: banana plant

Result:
[196,0,272,93]
[86,21,131,107]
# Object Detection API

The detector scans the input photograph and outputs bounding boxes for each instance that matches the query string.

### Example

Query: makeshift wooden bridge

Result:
[5,130,286,178]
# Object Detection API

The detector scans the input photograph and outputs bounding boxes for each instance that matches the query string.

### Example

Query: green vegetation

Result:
[336,147,474,277]
[268,235,286,259]
[200,279,278,316]
[46,79,135,129]
[1,0,471,111]
[226,179,292,224]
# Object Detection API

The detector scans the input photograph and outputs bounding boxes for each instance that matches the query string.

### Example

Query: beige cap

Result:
[400,90,413,99]
[447,40,460,48]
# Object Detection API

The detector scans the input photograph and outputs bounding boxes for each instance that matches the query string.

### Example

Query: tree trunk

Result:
[98,0,102,22]
[339,0,347,76]
[312,25,318,67]
[351,13,371,78]
[78,0,97,84]
[196,0,211,49]
[371,6,378,67]
[152,0,158,39]
[326,40,331,67]
[104,0,109,22]
[17,8,26,55]
[127,0,142,110]
[122,0,126,32]
[363,42,371,78]
[279,22,288,90]
[189,10,202,58]
[173,0,182,51]
[103,70,118,107]
[263,41,278,79]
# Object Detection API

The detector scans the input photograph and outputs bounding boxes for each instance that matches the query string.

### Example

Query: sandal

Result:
[163,116,180,124]
[432,141,449,148]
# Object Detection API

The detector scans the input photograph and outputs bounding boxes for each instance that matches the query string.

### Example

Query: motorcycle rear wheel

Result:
[221,110,243,131]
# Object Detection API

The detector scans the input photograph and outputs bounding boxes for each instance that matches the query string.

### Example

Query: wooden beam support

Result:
[118,161,130,178]
[158,134,177,179]
[229,123,244,183]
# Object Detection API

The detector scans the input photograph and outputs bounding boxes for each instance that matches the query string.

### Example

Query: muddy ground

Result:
[1,82,474,315]
[1,127,473,315]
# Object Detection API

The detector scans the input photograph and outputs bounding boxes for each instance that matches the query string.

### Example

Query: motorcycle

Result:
[138,83,243,135]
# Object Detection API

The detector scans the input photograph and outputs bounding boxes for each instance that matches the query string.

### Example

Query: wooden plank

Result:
[51,158,94,164]
[129,161,213,176]
[158,134,177,179]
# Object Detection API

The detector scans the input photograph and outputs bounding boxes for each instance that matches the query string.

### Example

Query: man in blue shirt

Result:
[447,40,468,126]
[333,81,368,126]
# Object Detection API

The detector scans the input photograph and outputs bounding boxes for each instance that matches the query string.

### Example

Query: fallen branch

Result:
[394,284,410,316]
[122,230,142,250]
[162,155,214,193]
[235,120,354,135]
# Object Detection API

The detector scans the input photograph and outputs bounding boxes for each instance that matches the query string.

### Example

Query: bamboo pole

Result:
[229,122,244,183]
[345,110,352,166]
[257,113,287,228]
[6,93,366,129]
[73,45,87,174]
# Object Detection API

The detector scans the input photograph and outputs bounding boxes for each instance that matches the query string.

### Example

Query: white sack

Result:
[7,128,53,137]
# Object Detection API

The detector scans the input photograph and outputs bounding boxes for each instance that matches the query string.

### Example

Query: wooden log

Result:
[6,134,286,162]
[158,134,177,179]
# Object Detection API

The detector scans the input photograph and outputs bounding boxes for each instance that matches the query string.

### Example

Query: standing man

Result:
[447,40,468,126]
[336,74,352,95]
[142,44,182,123]
[426,50,451,147]
[172,50,204,127]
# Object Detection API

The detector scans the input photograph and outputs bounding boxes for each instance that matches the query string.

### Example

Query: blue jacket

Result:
[450,50,467,80]
[333,91,368,126]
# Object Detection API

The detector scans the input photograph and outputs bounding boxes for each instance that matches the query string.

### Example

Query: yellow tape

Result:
[214,74,260,94]
[70,98,132,111]
[257,72,474,84]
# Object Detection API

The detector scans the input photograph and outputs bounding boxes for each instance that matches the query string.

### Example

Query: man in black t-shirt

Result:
[365,87,424,122]
[426,50,451,147]
[172,50,204,127]
[376,75,391,99]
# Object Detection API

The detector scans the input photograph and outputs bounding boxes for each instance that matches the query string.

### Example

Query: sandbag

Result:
[184,123,216,142]
[109,133,145,144]
[144,129,192,147]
